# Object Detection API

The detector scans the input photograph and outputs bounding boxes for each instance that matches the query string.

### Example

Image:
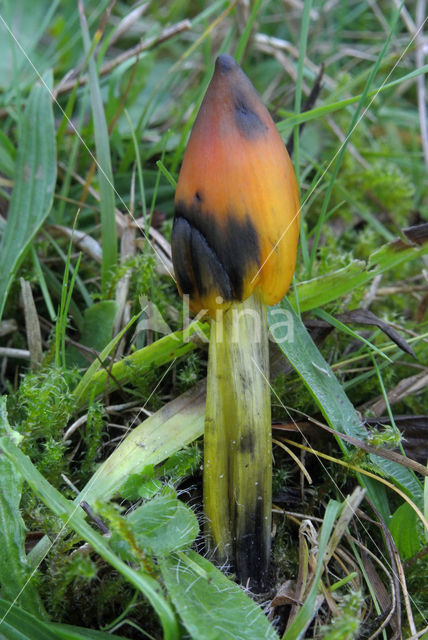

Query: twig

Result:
[274,416,428,476]
[53,20,191,98]
[0,347,30,360]
[80,501,110,535]
[108,3,149,47]
[405,627,428,640]
[358,371,428,418]
[63,413,88,441]
[0,319,17,338]
[254,33,336,89]
[47,224,102,263]
[20,279,43,368]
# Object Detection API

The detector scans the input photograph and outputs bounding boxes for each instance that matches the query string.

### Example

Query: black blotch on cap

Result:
[171,217,195,296]
[174,200,260,303]
[172,215,233,302]
[214,55,268,139]
[190,226,233,300]
[233,88,267,139]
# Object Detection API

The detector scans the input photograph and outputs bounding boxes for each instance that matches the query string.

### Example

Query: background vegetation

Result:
[0,1,427,638]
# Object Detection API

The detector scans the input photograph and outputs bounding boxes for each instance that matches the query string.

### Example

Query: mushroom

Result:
[171,54,300,590]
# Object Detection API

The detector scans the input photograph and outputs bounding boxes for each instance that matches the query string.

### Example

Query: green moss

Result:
[319,590,363,639]
[7,367,77,486]
[176,351,204,392]
[79,402,107,479]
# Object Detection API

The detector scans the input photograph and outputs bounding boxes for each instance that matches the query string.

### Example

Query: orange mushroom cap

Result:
[172,54,300,317]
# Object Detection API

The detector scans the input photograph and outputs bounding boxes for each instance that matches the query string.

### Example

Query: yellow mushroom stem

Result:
[203,292,271,589]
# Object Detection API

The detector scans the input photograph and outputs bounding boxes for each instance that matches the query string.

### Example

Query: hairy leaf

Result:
[125,495,199,556]
[160,550,279,640]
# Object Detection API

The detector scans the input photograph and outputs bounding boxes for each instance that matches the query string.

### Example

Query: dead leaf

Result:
[336,309,416,359]
[271,580,302,608]
[392,222,428,250]
[359,371,428,417]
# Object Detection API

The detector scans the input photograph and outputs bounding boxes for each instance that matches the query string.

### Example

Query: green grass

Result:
[0,1,427,638]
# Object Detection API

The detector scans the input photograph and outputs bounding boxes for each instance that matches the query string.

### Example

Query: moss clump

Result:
[7,367,77,486]
[319,590,363,640]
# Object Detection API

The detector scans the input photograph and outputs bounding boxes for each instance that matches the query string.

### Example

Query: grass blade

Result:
[0,399,44,617]
[0,598,127,640]
[283,499,341,640]
[72,312,140,406]
[277,63,428,132]
[294,224,428,312]
[78,1,117,294]
[313,308,393,362]
[73,321,209,408]
[292,0,312,274]
[55,250,82,368]
[0,70,56,320]
[308,2,403,274]
[0,598,59,640]
[234,0,263,64]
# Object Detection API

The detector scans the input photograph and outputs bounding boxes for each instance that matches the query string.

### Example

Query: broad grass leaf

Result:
[295,261,367,312]
[80,381,205,506]
[294,224,428,314]
[0,598,58,640]
[160,550,279,640]
[0,70,56,321]
[73,321,208,408]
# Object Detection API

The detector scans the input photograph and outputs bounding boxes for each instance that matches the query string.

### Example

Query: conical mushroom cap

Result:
[172,54,300,317]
